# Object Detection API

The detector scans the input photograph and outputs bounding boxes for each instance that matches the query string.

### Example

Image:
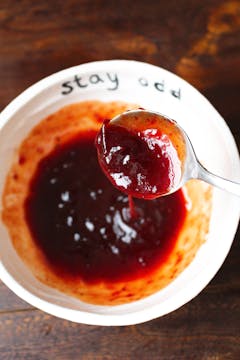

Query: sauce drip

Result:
[25,132,187,284]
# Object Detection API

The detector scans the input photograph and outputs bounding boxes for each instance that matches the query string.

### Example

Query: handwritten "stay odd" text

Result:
[61,72,181,100]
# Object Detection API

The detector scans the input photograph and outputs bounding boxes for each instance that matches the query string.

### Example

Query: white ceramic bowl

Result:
[0,60,239,326]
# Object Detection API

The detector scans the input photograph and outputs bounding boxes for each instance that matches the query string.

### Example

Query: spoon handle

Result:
[197,162,240,197]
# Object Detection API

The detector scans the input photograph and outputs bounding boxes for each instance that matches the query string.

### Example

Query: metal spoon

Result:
[109,109,240,197]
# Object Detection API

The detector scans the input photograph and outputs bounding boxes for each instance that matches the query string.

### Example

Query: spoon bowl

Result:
[101,109,240,197]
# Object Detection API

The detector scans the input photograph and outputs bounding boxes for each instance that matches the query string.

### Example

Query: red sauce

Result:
[95,120,182,199]
[25,131,187,284]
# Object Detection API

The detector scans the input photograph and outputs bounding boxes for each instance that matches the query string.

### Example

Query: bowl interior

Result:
[0,60,239,326]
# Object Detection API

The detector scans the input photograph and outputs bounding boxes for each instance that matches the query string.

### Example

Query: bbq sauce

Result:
[95,118,184,199]
[25,131,187,284]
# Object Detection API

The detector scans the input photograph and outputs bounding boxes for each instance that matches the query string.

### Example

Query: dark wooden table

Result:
[0,1,239,359]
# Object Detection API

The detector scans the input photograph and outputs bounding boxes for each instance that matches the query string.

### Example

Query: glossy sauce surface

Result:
[25,132,187,283]
[96,118,183,199]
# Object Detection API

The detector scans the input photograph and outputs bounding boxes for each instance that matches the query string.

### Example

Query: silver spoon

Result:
[109,109,240,197]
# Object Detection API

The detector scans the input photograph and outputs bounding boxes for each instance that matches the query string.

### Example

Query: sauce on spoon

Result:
[95,110,186,199]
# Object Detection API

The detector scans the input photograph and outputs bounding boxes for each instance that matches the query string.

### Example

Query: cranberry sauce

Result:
[25,132,187,284]
[96,120,182,199]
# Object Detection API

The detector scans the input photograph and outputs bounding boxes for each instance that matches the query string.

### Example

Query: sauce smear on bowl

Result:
[2,101,212,305]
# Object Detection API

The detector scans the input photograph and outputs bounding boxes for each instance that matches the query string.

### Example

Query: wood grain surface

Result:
[0,1,239,359]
